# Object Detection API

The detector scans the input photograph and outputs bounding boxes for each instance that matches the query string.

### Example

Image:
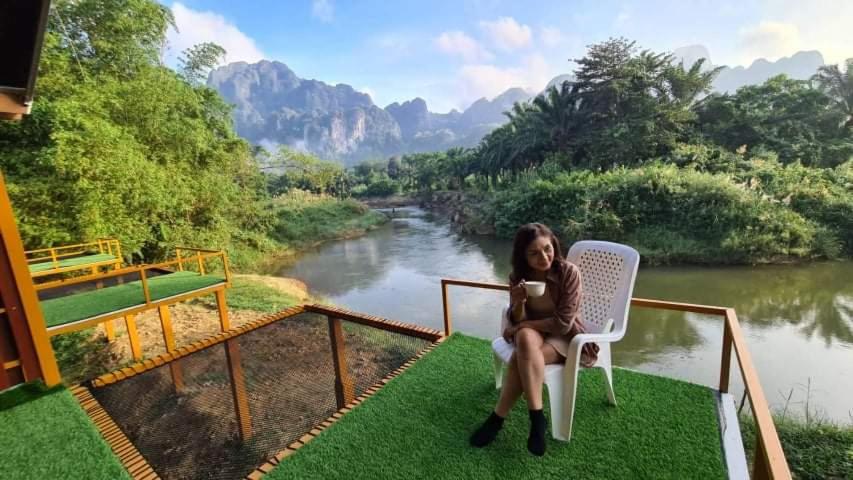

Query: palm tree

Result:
[811,59,853,129]
[664,58,724,108]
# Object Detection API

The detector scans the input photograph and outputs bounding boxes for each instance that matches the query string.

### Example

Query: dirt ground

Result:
[89,274,312,370]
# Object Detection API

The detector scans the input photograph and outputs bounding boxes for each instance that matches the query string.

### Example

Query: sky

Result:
[162,0,853,113]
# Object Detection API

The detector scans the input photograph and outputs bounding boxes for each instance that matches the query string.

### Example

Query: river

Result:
[273,207,853,423]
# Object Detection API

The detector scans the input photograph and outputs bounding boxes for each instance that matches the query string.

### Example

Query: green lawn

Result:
[268,334,726,480]
[0,383,129,480]
[40,270,225,327]
[29,253,117,273]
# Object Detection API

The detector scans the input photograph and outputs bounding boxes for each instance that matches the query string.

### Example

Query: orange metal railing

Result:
[26,238,122,265]
[440,278,792,480]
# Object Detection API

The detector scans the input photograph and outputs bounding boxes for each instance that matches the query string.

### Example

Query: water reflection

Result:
[274,207,853,421]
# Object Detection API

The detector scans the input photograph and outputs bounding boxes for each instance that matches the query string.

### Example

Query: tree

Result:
[811,59,853,130]
[179,43,226,86]
[387,155,402,179]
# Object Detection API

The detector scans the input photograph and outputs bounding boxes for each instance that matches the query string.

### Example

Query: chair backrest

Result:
[565,241,640,339]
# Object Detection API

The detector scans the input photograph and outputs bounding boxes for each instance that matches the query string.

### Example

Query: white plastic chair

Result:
[491,240,640,441]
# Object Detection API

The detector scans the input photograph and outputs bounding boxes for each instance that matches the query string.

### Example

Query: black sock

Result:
[527,409,547,456]
[470,411,505,447]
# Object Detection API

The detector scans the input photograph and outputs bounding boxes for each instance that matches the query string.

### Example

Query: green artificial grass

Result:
[0,383,129,480]
[28,253,117,273]
[40,270,225,327]
[268,334,726,480]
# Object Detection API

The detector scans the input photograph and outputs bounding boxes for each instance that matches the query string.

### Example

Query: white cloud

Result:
[359,86,376,101]
[539,26,563,48]
[456,53,553,105]
[312,0,334,23]
[166,3,265,66]
[752,0,853,65]
[435,31,493,62]
[479,17,532,51]
[738,21,800,62]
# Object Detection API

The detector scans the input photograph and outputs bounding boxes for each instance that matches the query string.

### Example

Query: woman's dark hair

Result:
[510,223,563,282]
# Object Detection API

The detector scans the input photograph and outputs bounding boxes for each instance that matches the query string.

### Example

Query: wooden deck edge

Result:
[304,303,444,342]
[70,384,161,480]
[91,305,307,387]
[243,337,446,479]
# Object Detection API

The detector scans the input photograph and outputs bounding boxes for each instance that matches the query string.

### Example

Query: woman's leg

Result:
[494,353,523,417]
[514,328,547,409]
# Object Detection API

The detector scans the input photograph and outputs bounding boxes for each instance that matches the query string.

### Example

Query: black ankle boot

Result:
[470,411,505,447]
[527,409,547,456]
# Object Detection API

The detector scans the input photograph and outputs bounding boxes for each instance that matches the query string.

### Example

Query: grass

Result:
[40,271,225,327]
[271,196,388,248]
[0,383,129,480]
[740,414,853,479]
[268,334,726,480]
[28,253,118,273]
[198,277,301,313]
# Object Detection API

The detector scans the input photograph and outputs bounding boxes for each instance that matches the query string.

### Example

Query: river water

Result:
[274,207,853,423]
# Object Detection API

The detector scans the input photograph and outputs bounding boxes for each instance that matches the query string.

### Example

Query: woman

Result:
[469,223,599,456]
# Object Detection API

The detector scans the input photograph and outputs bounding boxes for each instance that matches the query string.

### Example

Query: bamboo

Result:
[328,316,356,408]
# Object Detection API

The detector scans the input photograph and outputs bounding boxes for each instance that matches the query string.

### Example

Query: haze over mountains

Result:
[208,46,828,164]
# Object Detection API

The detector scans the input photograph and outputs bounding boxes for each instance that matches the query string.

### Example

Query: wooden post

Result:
[215,289,230,331]
[158,305,184,391]
[0,173,61,387]
[753,435,770,480]
[103,320,115,342]
[441,280,452,336]
[139,269,151,305]
[224,338,253,441]
[327,316,355,408]
[719,312,732,393]
[196,252,205,275]
[176,249,183,271]
[124,314,142,361]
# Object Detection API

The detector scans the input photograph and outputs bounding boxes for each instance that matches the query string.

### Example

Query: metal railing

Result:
[440,278,792,480]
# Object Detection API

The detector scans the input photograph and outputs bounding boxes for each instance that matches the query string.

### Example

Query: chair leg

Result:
[597,343,617,406]
[493,352,504,390]
[550,363,581,442]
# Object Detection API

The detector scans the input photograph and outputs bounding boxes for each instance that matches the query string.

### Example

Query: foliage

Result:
[0,0,269,266]
[269,191,387,246]
[488,163,828,264]
[178,43,226,86]
[697,75,853,167]
[264,146,348,196]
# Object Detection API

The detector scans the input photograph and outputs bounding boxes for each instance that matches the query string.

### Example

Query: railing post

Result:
[328,316,355,408]
[224,338,253,441]
[124,314,142,361]
[441,280,452,336]
[215,289,230,331]
[158,305,184,392]
[176,248,183,271]
[196,252,205,275]
[50,248,58,269]
[719,311,733,393]
[139,269,151,305]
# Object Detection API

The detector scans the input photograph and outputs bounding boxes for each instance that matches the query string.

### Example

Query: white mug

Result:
[523,281,546,297]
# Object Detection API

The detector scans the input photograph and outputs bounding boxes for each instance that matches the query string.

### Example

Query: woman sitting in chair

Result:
[469,223,599,456]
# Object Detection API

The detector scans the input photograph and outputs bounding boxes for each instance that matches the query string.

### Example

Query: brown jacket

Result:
[509,259,599,364]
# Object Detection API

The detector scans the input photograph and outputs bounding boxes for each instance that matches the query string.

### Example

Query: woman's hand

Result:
[510,281,527,307]
[502,324,519,343]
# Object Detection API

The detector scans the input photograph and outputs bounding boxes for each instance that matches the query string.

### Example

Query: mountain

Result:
[208,61,402,164]
[209,61,548,162]
[671,46,825,93]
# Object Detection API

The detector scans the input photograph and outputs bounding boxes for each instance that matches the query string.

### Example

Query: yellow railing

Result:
[26,238,122,268]
[35,248,230,294]
[440,278,792,480]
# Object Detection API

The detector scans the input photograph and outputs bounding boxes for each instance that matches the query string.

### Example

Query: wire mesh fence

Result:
[90,311,433,480]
